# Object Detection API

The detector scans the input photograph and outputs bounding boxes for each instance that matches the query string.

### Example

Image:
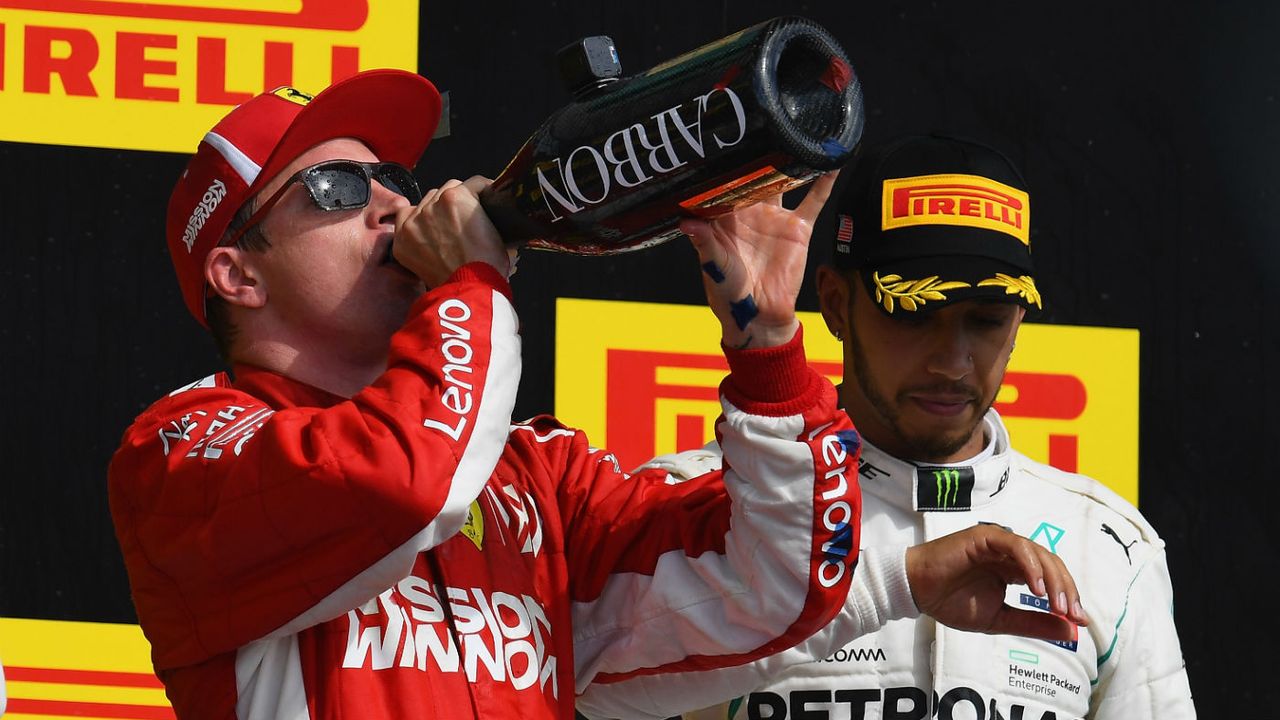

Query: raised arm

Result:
[561,178,868,714]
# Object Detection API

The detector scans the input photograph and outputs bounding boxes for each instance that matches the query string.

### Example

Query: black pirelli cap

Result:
[829,134,1041,315]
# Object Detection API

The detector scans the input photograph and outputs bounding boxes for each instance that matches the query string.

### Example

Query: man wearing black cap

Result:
[642,135,1194,720]
[108,72,1089,719]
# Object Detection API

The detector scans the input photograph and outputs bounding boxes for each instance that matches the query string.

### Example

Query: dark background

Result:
[2,1,1273,716]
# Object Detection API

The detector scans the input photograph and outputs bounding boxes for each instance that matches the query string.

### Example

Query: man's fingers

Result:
[461,174,494,194]
[990,606,1079,643]
[1041,552,1087,625]
[1017,542,1085,624]
[394,203,417,230]
[681,219,730,281]
[795,171,839,223]
[999,533,1049,598]
[990,527,1087,625]
[679,217,711,244]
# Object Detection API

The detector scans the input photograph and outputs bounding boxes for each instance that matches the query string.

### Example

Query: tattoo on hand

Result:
[729,335,754,350]
[729,294,759,331]
[701,261,726,283]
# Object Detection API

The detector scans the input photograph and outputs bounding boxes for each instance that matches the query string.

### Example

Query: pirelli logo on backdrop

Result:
[883,173,1030,244]
[0,0,419,152]
[555,298,1139,505]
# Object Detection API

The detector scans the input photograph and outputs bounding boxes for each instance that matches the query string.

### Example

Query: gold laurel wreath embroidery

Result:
[872,272,972,313]
[976,273,1043,308]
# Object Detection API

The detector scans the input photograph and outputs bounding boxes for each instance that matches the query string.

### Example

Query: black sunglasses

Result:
[225,160,423,247]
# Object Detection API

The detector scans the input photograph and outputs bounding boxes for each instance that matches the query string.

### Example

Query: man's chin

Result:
[898,415,984,462]
[906,437,976,463]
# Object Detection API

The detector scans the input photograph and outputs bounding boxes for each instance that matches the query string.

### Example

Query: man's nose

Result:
[924,323,973,380]
[368,179,412,226]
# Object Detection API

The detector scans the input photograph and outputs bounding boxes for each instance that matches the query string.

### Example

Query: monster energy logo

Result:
[915,466,975,511]
[934,469,961,507]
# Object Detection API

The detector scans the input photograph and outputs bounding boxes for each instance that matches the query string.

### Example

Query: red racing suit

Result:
[108,264,865,719]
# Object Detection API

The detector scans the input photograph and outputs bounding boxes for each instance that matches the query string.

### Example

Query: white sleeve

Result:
[575,545,917,720]
[570,388,858,691]
[1090,549,1196,720]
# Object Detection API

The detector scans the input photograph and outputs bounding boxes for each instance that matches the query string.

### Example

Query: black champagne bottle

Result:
[478,15,864,254]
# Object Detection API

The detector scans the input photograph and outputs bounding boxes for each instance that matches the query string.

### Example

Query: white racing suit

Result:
[625,409,1195,720]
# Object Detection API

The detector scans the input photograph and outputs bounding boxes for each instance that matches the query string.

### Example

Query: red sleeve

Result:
[108,265,520,670]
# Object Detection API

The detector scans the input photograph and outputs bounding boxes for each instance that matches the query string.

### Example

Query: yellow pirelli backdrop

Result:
[0,617,170,719]
[555,298,1139,504]
[0,1,419,152]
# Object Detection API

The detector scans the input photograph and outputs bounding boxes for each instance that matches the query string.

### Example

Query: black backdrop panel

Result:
[2,1,1273,716]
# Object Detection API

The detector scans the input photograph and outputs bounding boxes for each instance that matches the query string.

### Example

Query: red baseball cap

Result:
[165,69,442,327]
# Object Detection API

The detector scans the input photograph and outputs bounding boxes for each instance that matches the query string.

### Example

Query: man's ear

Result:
[205,246,266,309]
[815,265,850,341]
